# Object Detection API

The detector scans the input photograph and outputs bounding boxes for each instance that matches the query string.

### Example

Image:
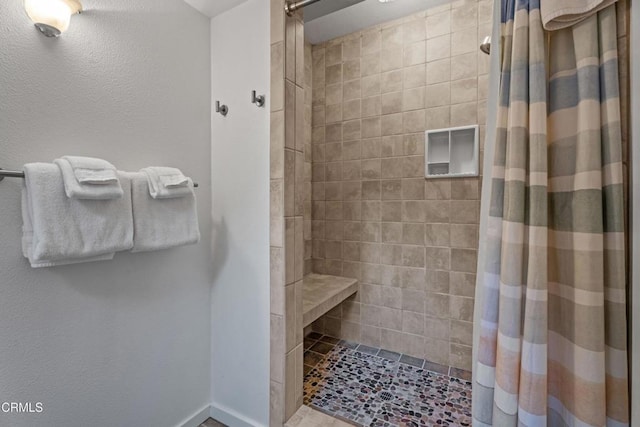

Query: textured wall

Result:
[308,0,491,371]
[0,1,212,426]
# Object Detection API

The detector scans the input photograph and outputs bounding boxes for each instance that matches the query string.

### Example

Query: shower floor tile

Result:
[303,336,472,427]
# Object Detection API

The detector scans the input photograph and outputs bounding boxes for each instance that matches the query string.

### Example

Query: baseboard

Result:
[210,402,266,427]
[178,404,212,427]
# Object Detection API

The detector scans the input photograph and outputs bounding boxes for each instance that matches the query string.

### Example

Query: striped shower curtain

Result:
[473,0,629,426]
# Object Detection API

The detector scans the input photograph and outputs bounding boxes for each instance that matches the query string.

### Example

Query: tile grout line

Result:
[325,335,472,380]
[306,335,473,381]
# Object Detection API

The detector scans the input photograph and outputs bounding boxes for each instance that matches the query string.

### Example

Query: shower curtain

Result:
[472,1,629,426]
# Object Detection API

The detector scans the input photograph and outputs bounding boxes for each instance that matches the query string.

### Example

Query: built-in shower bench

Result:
[302,273,358,327]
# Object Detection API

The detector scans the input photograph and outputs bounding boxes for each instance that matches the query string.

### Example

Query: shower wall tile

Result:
[403,19,426,44]
[426,10,451,39]
[271,247,285,314]
[450,343,472,370]
[296,20,305,85]
[404,64,426,88]
[451,53,477,80]
[269,17,286,418]
[305,40,314,276]
[426,34,451,62]
[271,42,285,112]
[285,17,296,81]
[425,106,451,130]
[451,28,477,56]
[426,2,451,16]
[270,380,284,427]
[425,338,450,365]
[308,0,488,371]
[271,0,284,43]
[284,348,296,420]
[450,319,473,345]
[271,314,285,383]
[451,101,478,126]
[270,180,284,247]
[271,111,285,179]
[271,2,306,423]
[478,0,493,24]
[344,39,361,60]
[452,4,478,31]
[425,83,450,109]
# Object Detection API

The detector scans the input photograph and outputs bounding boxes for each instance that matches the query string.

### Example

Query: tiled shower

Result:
[305,0,491,373]
[272,0,490,424]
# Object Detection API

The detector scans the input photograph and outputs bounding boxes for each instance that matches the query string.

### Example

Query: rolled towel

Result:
[141,167,192,199]
[128,172,200,252]
[541,0,617,30]
[54,156,124,200]
[21,163,134,268]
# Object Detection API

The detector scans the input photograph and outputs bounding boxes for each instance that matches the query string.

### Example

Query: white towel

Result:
[54,157,124,200]
[160,174,189,188]
[141,167,192,199]
[541,0,618,30]
[21,163,134,268]
[128,172,200,253]
[62,155,119,184]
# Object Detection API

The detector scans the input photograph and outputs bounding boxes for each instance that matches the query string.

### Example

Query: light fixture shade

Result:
[24,0,82,37]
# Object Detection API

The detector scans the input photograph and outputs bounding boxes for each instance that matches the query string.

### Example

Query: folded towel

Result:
[541,0,618,30]
[54,157,124,200]
[22,188,114,267]
[62,155,119,184]
[128,172,200,252]
[21,163,134,267]
[141,167,192,199]
[160,174,189,188]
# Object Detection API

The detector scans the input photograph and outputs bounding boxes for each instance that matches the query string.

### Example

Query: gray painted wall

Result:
[0,1,212,426]
[209,0,271,425]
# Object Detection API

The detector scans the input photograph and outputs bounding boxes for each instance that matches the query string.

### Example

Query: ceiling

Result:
[303,0,366,21]
[305,0,451,44]
[183,0,452,44]
[182,0,248,18]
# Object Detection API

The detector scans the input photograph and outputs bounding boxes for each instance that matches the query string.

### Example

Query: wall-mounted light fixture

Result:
[24,0,82,37]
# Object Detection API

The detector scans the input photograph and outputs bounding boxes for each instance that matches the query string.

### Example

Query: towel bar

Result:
[0,168,199,188]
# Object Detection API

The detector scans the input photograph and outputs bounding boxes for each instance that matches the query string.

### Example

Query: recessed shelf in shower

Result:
[425,125,479,179]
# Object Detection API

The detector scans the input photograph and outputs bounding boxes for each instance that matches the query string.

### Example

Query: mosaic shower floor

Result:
[303,334,472,427]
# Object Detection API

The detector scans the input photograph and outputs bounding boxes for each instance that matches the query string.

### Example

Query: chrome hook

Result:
[251,90,265,108]
[215,101,228,117]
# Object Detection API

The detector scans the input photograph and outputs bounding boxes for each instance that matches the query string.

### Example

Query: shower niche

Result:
[425,125,479,178]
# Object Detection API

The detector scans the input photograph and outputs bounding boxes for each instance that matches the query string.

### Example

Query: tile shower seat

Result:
[303,274,358,327]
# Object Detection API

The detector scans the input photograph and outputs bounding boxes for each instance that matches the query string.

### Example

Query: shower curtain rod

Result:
[0,168,200,188]
[285,0,321,16]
